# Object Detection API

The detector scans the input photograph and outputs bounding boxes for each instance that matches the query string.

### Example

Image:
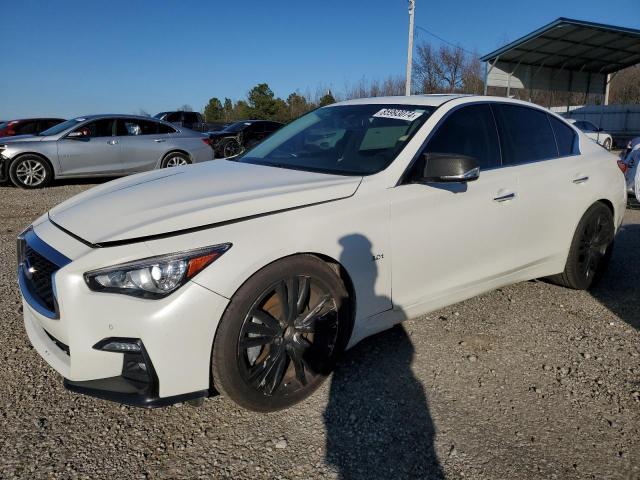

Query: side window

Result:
[548,116,579,157]
[120,119,158,136]
[74,119,114,138]
[157,122,176,134]
[165,112,182,123]
[492,104,557,165]
[14,121,38,135]
[183,112,199,124]
[423,104,501,170]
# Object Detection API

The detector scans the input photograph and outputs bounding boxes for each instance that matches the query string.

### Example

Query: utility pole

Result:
[405,0,415,96]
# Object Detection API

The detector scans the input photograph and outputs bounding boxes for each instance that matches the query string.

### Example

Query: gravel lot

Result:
[1,180,639,480]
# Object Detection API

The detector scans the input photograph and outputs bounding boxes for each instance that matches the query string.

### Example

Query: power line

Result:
[414,25,477,56]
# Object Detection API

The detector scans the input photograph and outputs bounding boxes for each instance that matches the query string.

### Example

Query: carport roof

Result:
[480,18,640,75]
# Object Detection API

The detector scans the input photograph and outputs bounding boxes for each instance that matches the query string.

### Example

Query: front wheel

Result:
[212,255,351,412]
[9,155,53,189]
[547,202,614,290]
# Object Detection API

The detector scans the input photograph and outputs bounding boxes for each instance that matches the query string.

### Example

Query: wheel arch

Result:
[11,151,56,174]
[208,251,357,390]
[160,149,192,166]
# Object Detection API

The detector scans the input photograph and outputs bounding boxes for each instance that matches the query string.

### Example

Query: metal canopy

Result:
[481,18,640,98]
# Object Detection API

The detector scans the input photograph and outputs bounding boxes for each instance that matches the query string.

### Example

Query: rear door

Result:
[117,118,174,173]
[492,104,586,268]
[56,118,122,175]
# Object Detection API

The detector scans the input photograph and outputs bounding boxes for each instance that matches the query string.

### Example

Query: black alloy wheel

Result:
[212,255,350,411]
[548,202,614,290]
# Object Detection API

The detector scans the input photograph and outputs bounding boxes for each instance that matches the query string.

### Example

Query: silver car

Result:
[0,115,214,188]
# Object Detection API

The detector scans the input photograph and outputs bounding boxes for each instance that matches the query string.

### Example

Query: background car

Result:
[622,137,640,197]
[208,120,283,158]
[0,114,214,188]
[154,110,207,131]
[567,119,613,150]
[0,118,65,137]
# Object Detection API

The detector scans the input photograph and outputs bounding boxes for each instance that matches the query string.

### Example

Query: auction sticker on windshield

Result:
[373,108,424,122]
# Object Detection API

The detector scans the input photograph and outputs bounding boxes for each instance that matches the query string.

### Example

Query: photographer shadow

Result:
[323,234,444,479]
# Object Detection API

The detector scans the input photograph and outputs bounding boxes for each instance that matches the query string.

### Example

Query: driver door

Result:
[390,104,520,311]
[56,118,122,176]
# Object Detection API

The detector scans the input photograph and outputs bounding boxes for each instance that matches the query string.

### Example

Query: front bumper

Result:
[20,220,230,407]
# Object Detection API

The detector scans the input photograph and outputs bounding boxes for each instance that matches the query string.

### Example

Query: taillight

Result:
[617,160,628,174]
[201,138,212,146]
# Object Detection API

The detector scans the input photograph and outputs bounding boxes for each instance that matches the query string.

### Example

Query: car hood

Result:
[48,160,361,245]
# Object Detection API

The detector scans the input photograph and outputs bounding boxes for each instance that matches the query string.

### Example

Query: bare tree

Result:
[413,41,483,95]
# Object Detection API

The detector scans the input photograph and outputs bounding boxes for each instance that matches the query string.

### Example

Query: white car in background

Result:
[567,119,613,150]
[18,95,626,412]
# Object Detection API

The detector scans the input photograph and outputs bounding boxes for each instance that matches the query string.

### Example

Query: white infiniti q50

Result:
[18,95,626,411]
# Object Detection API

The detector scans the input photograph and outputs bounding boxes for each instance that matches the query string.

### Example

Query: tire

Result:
[603,138,612,150]
[9,154,53,189]
[161,152,191,168]
[547,202,614,290]
[212,255,351,412]
[218,138,243,159]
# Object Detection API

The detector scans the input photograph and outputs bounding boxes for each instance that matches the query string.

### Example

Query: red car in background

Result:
[0,118,65,137]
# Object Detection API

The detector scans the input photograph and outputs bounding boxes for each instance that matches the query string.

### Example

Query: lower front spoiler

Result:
[63,377,209,408]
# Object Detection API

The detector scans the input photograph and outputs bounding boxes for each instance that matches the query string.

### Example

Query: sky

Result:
[1,0,638,119]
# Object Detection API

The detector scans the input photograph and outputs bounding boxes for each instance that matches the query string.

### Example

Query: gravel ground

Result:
[1,180,639,480]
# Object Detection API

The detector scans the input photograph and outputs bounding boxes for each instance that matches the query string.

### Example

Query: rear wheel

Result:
[9,155,52,189]
[212,255,351,412]
[603,138,612,150]
[161,152,191,168]
[548,202,614,290]
[219,138,243,158]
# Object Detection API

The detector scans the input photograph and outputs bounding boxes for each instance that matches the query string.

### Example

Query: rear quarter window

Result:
[548,116,579,157]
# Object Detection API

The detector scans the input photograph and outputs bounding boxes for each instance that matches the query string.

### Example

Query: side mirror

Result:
[418,152,480,183]
[67,130,89,140]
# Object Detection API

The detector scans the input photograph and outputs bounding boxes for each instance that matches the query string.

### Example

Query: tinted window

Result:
[157,122,176,134]
[492,104,557,165]
[549,116,579,157]
[120,119,160,136]
[424,104,500,170]
[165,112,182,123]
[183,112,199,124]
[73,119,114,138]
[14,121,37,135]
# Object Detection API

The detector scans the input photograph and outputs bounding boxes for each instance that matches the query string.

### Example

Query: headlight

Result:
[84,244,231,299]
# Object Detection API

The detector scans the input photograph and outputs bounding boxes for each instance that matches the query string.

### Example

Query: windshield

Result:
[239,104,433,175]
[40,118,85,136]
[0,122,7,129]
[224,121,251,133]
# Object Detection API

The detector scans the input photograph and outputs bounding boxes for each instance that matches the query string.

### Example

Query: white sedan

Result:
[567,119,613,150]
[18,95,626,411]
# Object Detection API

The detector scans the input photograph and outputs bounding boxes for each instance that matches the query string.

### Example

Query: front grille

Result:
[23,246,58,312]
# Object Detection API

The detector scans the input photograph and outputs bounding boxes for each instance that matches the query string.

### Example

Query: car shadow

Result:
[323,234,444,480]
[590,222,640,330]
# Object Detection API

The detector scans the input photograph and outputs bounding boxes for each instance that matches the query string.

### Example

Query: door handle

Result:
[107,140,118,145]
[572,176,589,184]
[493,192,516,202]
[154,139,166,143]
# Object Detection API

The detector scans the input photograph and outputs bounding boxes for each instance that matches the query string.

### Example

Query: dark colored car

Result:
[0,118,65,137]
[208,120,283,158]
[154,111,206,131]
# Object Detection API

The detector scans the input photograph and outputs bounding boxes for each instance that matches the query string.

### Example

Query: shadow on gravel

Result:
[590,222,640,330]
[323,234,443,480]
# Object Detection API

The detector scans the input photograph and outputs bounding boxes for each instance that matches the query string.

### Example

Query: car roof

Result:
[73,114,160,121]
[4,117,65,122]
[334,94,472,107]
